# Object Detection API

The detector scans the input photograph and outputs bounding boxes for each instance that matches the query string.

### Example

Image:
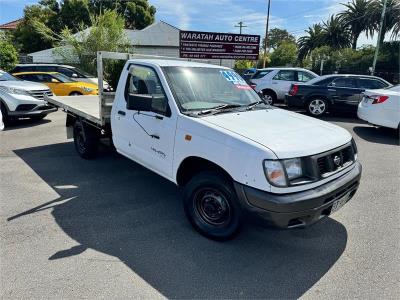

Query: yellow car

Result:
[12,72,98,96]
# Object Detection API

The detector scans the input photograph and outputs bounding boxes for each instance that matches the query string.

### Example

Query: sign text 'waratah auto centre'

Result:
[179,30,260,60]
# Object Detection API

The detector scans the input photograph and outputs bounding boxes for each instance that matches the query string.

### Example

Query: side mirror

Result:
[127,94,153,111]
[71,73,78,78]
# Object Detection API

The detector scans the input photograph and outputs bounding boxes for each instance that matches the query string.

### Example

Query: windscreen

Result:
[0,70,19,81]
[163,67,260,111]
[252,70,272,79]
[52,73,74,83]
[74,68,95,78]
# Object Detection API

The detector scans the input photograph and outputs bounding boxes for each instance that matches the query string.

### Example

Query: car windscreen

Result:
[163,67,260,111]
[73,68,95,78]
[0,71,20,81]
[52,73,74,83]
[386,85,400,92]
[251,70,272,79]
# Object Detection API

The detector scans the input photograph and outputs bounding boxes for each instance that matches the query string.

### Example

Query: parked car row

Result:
[242,67,399,132]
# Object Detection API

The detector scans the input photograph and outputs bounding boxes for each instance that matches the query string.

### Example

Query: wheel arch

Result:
[176,156,233,187]
[261,88,277,99]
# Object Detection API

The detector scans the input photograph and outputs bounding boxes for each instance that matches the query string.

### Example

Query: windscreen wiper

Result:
[245,100,264,110]
[197,104,242,116]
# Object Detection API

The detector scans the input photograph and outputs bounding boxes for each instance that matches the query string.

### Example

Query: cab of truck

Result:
[47,54,362,240]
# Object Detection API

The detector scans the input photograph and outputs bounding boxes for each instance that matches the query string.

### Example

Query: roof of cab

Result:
[127,59,231,69]
[13,71,60,75]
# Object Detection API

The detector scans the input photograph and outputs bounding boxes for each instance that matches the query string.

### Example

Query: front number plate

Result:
[331,193,350,214]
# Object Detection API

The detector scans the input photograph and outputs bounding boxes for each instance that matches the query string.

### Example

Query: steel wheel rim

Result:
[194,187,231,226]
[309,99,326,115]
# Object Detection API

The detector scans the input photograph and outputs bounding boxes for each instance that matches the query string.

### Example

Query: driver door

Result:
[113,65,177,179]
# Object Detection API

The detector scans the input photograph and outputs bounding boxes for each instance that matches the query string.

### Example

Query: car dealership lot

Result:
[0,111,399,299]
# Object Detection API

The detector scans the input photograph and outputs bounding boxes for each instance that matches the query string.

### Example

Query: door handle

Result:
[118,110,126,116]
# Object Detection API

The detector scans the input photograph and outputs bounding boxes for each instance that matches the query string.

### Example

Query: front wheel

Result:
[307,98,328,117]
[73,121,99,159]
[183,171,241,240]
[262,91,276,105]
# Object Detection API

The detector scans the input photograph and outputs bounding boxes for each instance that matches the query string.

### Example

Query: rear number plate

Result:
[331,193,350,214]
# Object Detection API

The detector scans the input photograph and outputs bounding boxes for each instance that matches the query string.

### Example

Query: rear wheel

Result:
[73,120,99,159]
[262,90,276,105]
[183,171,241,240]
[307,98,328,117]
[70,92,82,96]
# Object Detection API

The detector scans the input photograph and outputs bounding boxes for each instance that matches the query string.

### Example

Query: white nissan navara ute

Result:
[49,59,362,240]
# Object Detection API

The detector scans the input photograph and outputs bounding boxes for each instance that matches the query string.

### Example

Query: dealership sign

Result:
[179,30,260,60]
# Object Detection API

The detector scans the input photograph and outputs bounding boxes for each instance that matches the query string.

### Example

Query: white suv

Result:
[0,70,56,123]
[250,67,318,105]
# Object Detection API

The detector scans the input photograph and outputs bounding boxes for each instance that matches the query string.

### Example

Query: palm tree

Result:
[338,0,374,49]
[322,15,352,49]
[297,24,324,61]
[369,0,400,43]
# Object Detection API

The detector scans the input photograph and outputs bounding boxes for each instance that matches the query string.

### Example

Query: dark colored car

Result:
[285,74,392,116]
[241,68,257,82]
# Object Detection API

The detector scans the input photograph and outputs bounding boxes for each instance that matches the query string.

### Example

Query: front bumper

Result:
[285,94,304,108]
[8,104,57,117]
[234,161,362,228]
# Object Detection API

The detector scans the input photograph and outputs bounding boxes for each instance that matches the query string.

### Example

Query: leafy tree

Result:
[297,24,324,61]
[370,0,400,43]
[234,60,255,70]
[262,28,296,50]
[269,41,298,66]
[322,15,352,49]
[338,0,374,49]
[0,33,18,71]
[60,0,91,33]
[13,4,58,53]
[88,0,156,29]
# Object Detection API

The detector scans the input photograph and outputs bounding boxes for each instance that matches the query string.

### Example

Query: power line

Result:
[234,21,247,34]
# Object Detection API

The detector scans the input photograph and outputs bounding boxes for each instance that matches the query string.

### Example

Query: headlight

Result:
[264,158,304,187]
[283,158,302,180]
[0,86,30,95]
[83,87,94,92]
[263,160,287,187]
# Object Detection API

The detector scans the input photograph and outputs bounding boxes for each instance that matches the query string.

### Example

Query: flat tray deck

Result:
[46,95,105,125]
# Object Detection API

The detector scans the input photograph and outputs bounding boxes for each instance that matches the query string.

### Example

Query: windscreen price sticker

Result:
[220,71,251,90]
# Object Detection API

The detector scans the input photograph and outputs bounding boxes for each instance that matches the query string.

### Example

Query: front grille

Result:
[30,89,53,100]
[16,104,37,111]
[317,146,355,178]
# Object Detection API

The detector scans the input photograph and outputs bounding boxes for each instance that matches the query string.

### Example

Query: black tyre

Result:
[183,171,241,240]
[73,121,99,159]
[30,115,46,121]
[262,90,277,105]
[307,98,328,117]
[70,92,82,96]
[0,101,10,124]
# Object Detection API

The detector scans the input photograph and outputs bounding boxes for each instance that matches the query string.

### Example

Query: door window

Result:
[125,65,170,116]
[297,71,315,82]
[331,77,356,88]
[273,70,295,81]
[358,78,387,89]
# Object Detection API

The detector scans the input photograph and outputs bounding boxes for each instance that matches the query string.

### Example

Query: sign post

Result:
[179,30,260,60]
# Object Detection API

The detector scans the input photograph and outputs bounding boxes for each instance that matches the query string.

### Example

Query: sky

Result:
[0,0,378,46]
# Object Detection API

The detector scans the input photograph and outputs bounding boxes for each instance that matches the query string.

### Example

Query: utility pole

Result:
[263,0,272,68]
[371,0,388,75]
[235,21,247,34]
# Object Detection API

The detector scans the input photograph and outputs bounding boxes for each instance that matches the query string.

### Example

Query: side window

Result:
[36,66,56,72]
[358,78,386,89]
[273,70,295,81]
[331,77,356,88]
[297,71,315,82]
[125,65,170,116]
[21,74,40,82]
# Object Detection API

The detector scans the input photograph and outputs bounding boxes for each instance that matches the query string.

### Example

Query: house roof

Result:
[0,19,22,30]
[126,21,180,47]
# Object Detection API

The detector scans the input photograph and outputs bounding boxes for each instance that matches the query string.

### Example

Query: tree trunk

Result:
[352,33,359,50]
